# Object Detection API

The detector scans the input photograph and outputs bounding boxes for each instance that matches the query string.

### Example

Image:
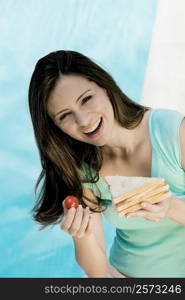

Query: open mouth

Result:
[84,117,103,136]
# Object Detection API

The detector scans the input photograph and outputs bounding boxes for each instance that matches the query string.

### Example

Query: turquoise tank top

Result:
[82,109,185,277]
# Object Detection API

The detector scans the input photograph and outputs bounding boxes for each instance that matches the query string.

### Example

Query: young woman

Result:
[28,50,185,278]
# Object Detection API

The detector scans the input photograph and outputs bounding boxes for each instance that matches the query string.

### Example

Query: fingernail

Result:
[141,203,147,208]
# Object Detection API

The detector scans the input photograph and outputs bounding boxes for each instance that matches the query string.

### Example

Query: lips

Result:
[83,118,101,134]
[83,117,103,138]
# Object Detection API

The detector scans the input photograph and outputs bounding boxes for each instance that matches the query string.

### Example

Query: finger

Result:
[156,196,171,208]
[144,191,171,206]
[62,199,69,215]
[152,184,169,193]
[126,210,161,222]
[142,184,169,200]
[68,205,83,236]
[141,201,162,213]
[144,216,161,222]
[60,207,76,231]
[117,187,170,213]
[138,211,161,221]
[126,209,154,219]
[76,207,90,238]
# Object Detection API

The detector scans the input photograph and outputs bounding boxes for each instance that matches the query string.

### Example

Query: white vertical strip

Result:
[141,0,185,114]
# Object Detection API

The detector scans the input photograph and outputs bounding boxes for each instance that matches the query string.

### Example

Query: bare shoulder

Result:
[180,118,185,170]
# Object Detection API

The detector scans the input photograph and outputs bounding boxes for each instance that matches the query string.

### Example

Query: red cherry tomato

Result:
[64,195,79,209]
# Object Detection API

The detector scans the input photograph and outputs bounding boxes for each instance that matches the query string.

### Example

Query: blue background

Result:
[0,0,158,277]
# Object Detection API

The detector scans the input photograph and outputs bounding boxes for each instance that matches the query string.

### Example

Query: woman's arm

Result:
[73,211,109,277]
[167,116,185,225]
[167,196,185,226]
[180,118,185,170]
[126,195,185,226]
[126,118,185,225]
[61,188,110,277]
[167,118,185,225]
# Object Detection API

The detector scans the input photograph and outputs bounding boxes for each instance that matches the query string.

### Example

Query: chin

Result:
[93,140,107,147]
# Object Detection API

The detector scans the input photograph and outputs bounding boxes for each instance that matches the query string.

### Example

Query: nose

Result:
[74,111,91,129]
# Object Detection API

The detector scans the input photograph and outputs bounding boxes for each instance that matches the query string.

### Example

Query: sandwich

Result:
[104,176,170,216]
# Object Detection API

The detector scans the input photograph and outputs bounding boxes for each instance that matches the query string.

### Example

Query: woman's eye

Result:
[59,112,70,121]
[82,95,92,104]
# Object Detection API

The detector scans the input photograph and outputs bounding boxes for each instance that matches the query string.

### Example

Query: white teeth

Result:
[84,119,101,133]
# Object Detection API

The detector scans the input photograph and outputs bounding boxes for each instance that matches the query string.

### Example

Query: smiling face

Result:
[47,74,116,146]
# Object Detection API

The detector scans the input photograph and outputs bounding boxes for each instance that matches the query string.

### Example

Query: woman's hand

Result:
[60,200,93,238]
[126,194,174,222]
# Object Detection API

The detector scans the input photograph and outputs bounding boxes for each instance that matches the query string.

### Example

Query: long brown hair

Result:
[28,50,149,228]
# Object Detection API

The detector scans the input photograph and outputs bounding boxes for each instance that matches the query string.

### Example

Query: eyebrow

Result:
[54,89,91,118]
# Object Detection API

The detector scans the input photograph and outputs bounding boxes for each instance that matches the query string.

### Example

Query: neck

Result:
[101,127,142,158]
[101,110,150,158]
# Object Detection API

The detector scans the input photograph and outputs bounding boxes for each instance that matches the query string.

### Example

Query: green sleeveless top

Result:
[82,109,185,277]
